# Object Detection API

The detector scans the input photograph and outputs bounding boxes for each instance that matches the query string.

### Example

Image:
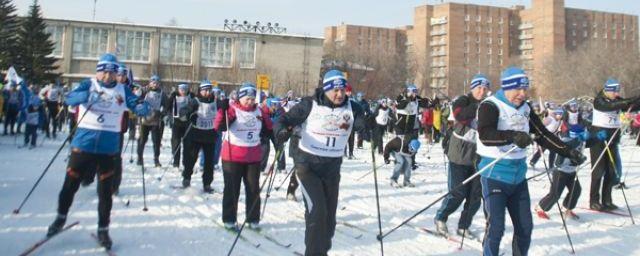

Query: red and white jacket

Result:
[215,102,273,164]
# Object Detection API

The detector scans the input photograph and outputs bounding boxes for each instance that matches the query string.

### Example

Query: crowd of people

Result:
[3,52,640,256]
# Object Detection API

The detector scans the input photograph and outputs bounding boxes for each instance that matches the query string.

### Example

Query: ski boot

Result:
[97,227,113,250]
[434,220,449,237]
[46,214,67,237]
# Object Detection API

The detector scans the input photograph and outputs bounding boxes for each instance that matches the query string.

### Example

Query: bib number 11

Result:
[325,136,336,147]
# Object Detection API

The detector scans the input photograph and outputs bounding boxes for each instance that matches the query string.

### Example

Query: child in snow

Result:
[383,137,421,187]
[23,101,43,149]
[535,125,588,220]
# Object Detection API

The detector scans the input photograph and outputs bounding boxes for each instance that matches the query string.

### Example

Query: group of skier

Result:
[6,51,640,256]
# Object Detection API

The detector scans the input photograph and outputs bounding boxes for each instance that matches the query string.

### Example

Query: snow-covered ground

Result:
[1,129,640,256]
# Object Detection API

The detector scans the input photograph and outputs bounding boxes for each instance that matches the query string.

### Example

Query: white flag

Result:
[4,66,23,85]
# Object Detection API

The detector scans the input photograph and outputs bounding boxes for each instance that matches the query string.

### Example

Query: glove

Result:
[579,131,590,142]
[88,91,102,105]
[568,149,587,166]
[134,103,150,117]
[511,131,533,148]
[384,158,390,165]
[178,107,190,117]
[276,129,291,144]
[220,98,230,111]
[596,130,608,141]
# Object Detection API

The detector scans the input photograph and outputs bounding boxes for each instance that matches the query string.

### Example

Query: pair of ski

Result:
[406,223,482,250]
[215,220,305,255]
[19,221,115,256]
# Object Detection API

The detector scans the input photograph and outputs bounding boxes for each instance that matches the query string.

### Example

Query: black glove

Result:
[568,149,587,166]
[384,158,390,165]
[276,129,291,144]
[511,131,533,148]
[219,98,230,111]
[178,107,190,117]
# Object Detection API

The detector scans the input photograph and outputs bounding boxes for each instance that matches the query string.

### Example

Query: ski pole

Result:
[157,124,194,181]
[12,99,98,214]
[129,117,137,164]
[139,118,148,212]
[538,145,575,254]
[274,166,295,191]
[356,163,388,181]
[378,145,520,240]
[227,147,285,256]
[261,145,287,219]
[604,146,635,225]
[370,139,385,255]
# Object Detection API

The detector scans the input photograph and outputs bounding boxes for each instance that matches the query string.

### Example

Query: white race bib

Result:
[195,101,216,130]
[226,106,262,147]
[77,79,128,133]
[299,101,354,157]
[592,109,620,129]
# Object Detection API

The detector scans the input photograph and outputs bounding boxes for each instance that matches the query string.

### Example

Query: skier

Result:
[2,82,22,135]
[168,83,194,168]
[563,100,584,129]
[23,96,44,149]
[588,78,640,211]
[535,125,588,220]
[215,83,273,230]
[112,64,132,194]
[137,75,168,167]
[383,137,421,187]
[530,108,564,168]
[39,81,63,139]
[434,74,490,239]
[344,84,357,159]
[395,84,433,169]
[355,92,371,149]
[46,53,150,249]
[181,81,218,192]
[476,67,585,256]
[275,70,365,255]
[372,99,391,155]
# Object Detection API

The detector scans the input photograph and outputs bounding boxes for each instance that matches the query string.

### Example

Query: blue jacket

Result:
[67,79,148,155]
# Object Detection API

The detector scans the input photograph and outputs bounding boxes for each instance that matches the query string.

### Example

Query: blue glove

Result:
[579,131,590,142]
[134,103,150,117]
[596,130,608,141]
[88,91,102,105]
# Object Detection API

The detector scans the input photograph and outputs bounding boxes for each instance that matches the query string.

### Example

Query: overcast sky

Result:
[13,0,640,37]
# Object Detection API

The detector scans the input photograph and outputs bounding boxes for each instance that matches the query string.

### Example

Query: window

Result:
[487,38,492,44]
[583,30,588,38]
[594,31,598,38]
[498,38,503,45]
[238,38,256,69]
[46,25,64,57]
[488,17,493,23]
[465,15,470,21]
[488,48,492,54]
[499,17,504,24]
[477,15,481,22]
[201,36,233,67]
[116,30,151,62]
[498,49,503,55]
[72,27,108,58]
[572,30,576,36]
[160,33,192,64]
[583,21,587,27]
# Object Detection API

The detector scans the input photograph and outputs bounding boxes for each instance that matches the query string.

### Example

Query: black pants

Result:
[67,114,77,138]
[221,161,261,223]
[260,140,271,172]
[296,160,341,256]
[589,141,618,205]
[435,162,482,229]
[372,124,385,154]
[113,134,125,192]
[138,124,162,162]
[171,122,189,167]
[345,130,355,157]
[3,106,18,134]
[128,118,137,140]
[530,146,557,168]
[46,101,60,138]
[183,139,215,187]
[57,150,116,227]
[24,124,38,146]
[539,171,581,211]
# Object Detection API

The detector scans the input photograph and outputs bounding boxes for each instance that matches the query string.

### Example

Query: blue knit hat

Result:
[406,84,418,93]
[178,84,189,91]
[150,75,161,82]
[238,82,257,99]
[500,67,529,90]
[553,108,564,116]
[604,78,620,92]
[409,139,421,153]
[470,74,491,90]
[117,63,128,75]
[96,53,119,72]
[322,70,347,92]
[199,80,212,90]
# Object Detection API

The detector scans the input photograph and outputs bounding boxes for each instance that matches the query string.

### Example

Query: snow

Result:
[1,130,640,256]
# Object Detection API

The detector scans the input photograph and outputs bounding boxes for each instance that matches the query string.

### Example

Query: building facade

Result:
[325,0,638,98]
[44,18,323,95]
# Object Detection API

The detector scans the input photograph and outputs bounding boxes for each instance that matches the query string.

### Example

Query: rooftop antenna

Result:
[92,0,97,20]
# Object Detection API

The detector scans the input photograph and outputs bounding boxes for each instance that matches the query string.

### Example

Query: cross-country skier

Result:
[137,75,168,167]
[275,70,365,255]
[383,137,421,187]
[476,67,585,256]
[46,53,150,249]
[168,83,194,168]
[434,73,490,239]
[39,81,63,139]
